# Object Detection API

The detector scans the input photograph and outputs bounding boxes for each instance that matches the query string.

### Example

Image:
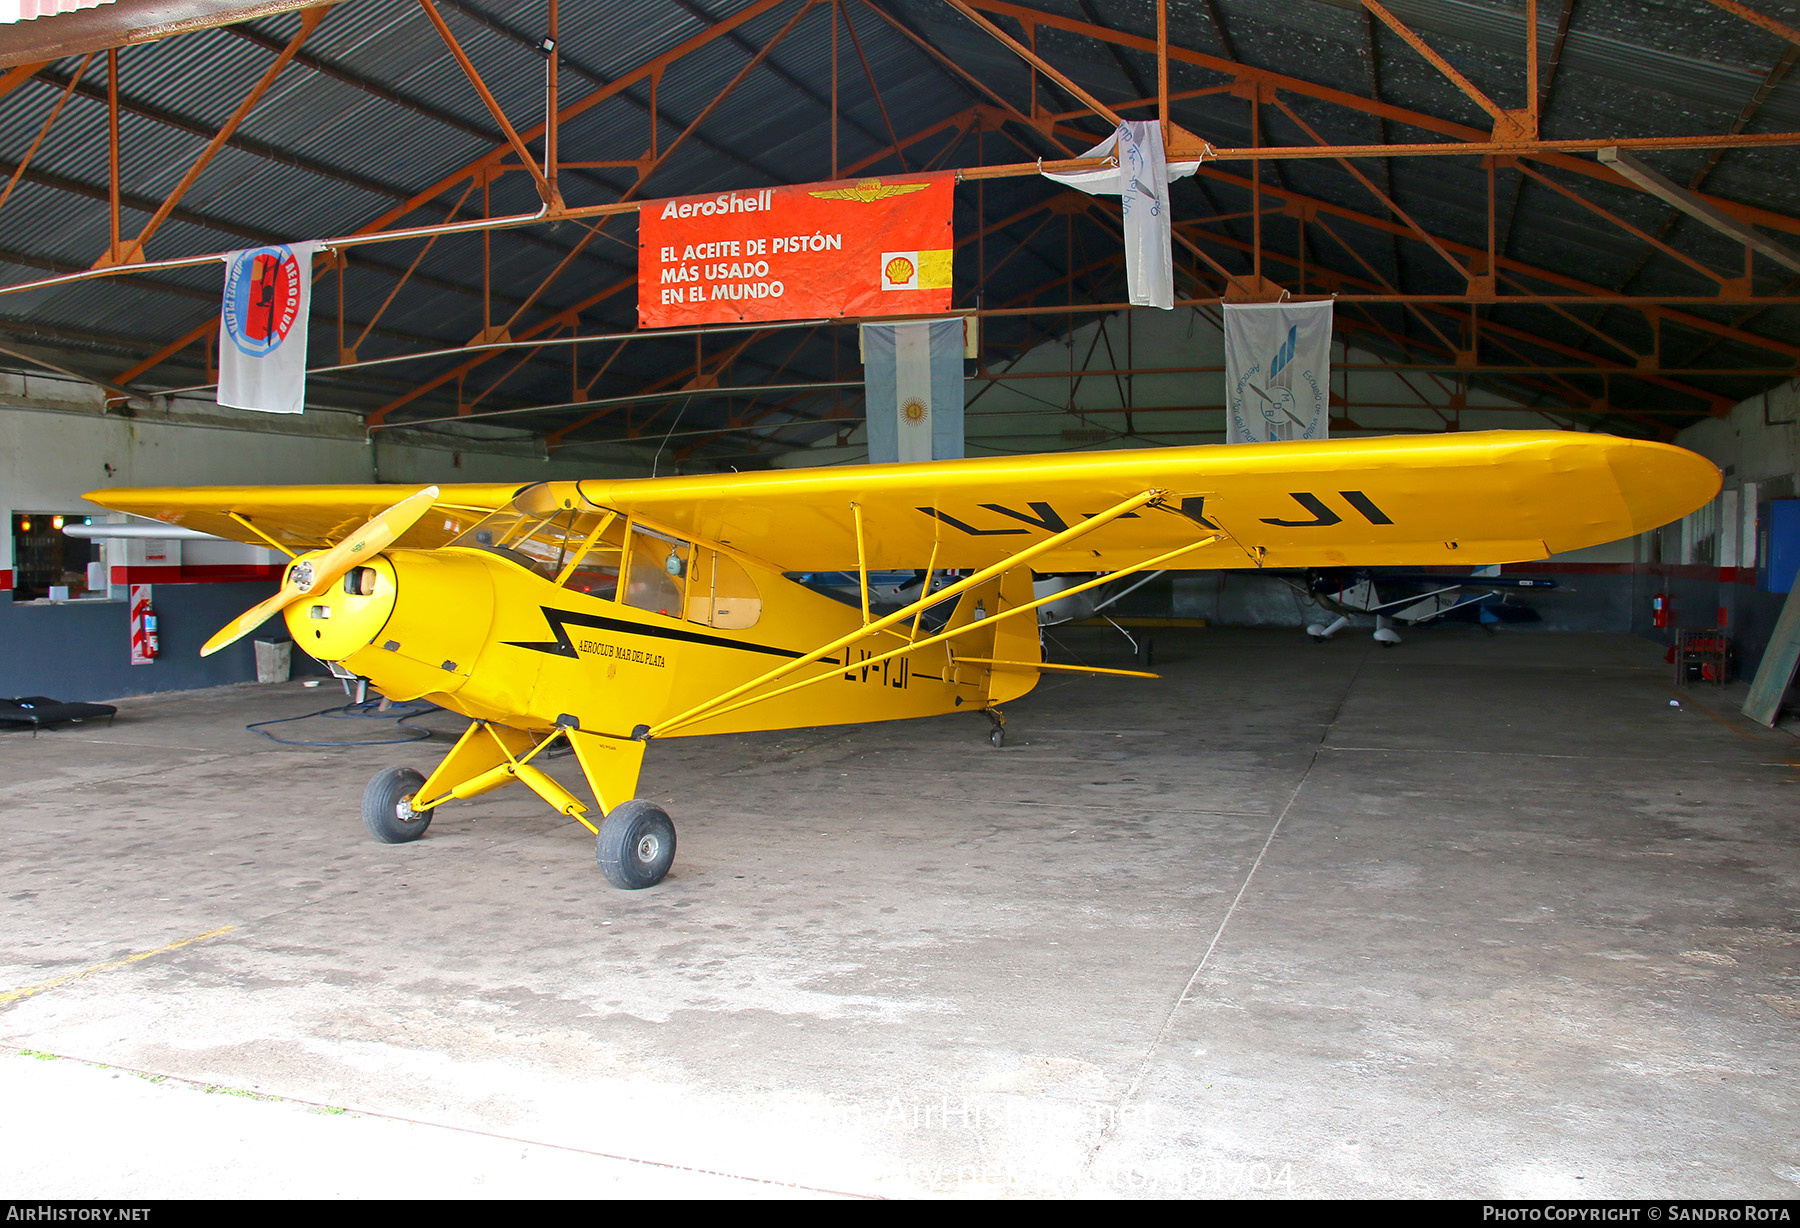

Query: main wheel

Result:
[362,766,431,843]
[596,800,676,890]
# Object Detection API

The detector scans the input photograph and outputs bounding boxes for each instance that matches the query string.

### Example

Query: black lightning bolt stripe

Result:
[506,607,823,662]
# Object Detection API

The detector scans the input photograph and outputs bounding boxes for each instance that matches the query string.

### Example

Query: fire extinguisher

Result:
[1651,593,1668,629]
[143,600,160,658]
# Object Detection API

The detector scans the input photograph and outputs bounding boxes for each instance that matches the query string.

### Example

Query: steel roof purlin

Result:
[0,0,1793,452]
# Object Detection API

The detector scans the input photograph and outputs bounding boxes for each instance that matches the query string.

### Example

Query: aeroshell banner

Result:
[638,173,953,328]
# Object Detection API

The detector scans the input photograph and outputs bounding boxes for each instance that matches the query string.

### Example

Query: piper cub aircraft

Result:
[90,431,1717,890]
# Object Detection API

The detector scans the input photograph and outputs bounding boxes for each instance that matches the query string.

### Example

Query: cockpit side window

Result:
[686,548,762,629]
[622,523,689,618]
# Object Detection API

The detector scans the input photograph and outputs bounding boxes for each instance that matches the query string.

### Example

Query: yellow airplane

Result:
[89,430,1717,889]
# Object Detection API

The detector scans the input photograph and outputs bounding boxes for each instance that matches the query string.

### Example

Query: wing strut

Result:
[650,524,1221,738]
[852,502,871,625]
[647,489,1167,738]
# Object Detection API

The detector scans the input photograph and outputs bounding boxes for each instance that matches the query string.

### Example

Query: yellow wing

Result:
[80,482,523,552]
[556,431,1716,572]
[85,432,1717,574]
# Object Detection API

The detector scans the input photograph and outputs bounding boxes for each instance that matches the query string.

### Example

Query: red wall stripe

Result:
[110,564,285,585]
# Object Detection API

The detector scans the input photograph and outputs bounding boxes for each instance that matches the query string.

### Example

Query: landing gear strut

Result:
[984,708,1006,748]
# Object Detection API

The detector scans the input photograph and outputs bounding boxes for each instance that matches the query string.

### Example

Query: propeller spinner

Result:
[200,485,440,658]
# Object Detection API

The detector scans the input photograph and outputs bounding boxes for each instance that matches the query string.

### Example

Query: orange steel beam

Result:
[499,214,617,337]
[957,0,1800,235]
[672,326,826,457]
[1510,159,1729,287]
[1042,83,1237,122]
[1495,271,1648,364]
[1702,0,1800,46]
[1303,213,1460,352]
[365,274,636,425]
[397,112,1771,435]
[1180,204,1730,413]
[354,0,791,241]
[95,6,332,268]
[544,330,769,446]
[1599,144,1800,276]
[839,0,909,171]
[0,52,93,221]
[374,29,1081,426]
[1268,94,1469,282]
[839,107,969,176]
[1196,129,1800,161]
[464,336,556,414]
[1525,0,1539,134]
[1180,162,1800,362]
[1357,0,1510,128]
[107,48,118,258]
[417,0,558,208]
[371,0,820,421]
[0,61,51,104]
[859,0,1032,119]
[94,0,1793,412]
[350,178,480,359]
[939,0,1126,129]
[107,0,793,390]
[116,320,213,387]
[546,0,559,202]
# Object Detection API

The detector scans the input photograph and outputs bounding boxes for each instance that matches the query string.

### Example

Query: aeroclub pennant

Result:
[217,241,319,415]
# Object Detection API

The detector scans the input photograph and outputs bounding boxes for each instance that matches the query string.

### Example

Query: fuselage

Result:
[284,542,1035,740]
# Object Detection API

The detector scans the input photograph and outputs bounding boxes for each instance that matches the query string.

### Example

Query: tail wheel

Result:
[596,800,677,890]
[362,766,431,843]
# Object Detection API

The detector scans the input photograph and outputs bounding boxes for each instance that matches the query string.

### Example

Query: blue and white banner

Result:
[217,240,318,415]
[862,319,964,464]
[1224,299,1333,443]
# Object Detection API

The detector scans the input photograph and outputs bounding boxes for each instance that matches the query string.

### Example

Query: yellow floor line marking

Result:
[0,926,235,1004]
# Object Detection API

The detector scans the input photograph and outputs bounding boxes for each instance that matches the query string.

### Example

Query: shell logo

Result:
[884,255,916,286]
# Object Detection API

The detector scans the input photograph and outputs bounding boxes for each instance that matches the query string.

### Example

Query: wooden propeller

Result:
[200,485,439,658]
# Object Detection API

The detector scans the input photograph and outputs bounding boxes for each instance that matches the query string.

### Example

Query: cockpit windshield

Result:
[449,506,617,584]
[448,490,759,626]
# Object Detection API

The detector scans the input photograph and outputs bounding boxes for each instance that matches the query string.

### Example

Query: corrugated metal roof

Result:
[0,0,1794,448]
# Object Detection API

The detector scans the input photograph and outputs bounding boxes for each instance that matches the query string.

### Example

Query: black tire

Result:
[596,800,676,890]
[989,725,1005,748]
[362,766,431,843]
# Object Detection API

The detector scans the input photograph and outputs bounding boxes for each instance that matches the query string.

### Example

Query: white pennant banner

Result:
[1043,121,1198,310]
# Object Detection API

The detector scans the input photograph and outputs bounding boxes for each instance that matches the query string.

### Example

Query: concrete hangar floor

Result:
[0,627,1795,1199]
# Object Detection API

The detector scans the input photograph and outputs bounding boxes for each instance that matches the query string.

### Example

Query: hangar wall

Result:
[0,373,652,701]
[781,307,1573,467]
[1655,378,1800,675]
